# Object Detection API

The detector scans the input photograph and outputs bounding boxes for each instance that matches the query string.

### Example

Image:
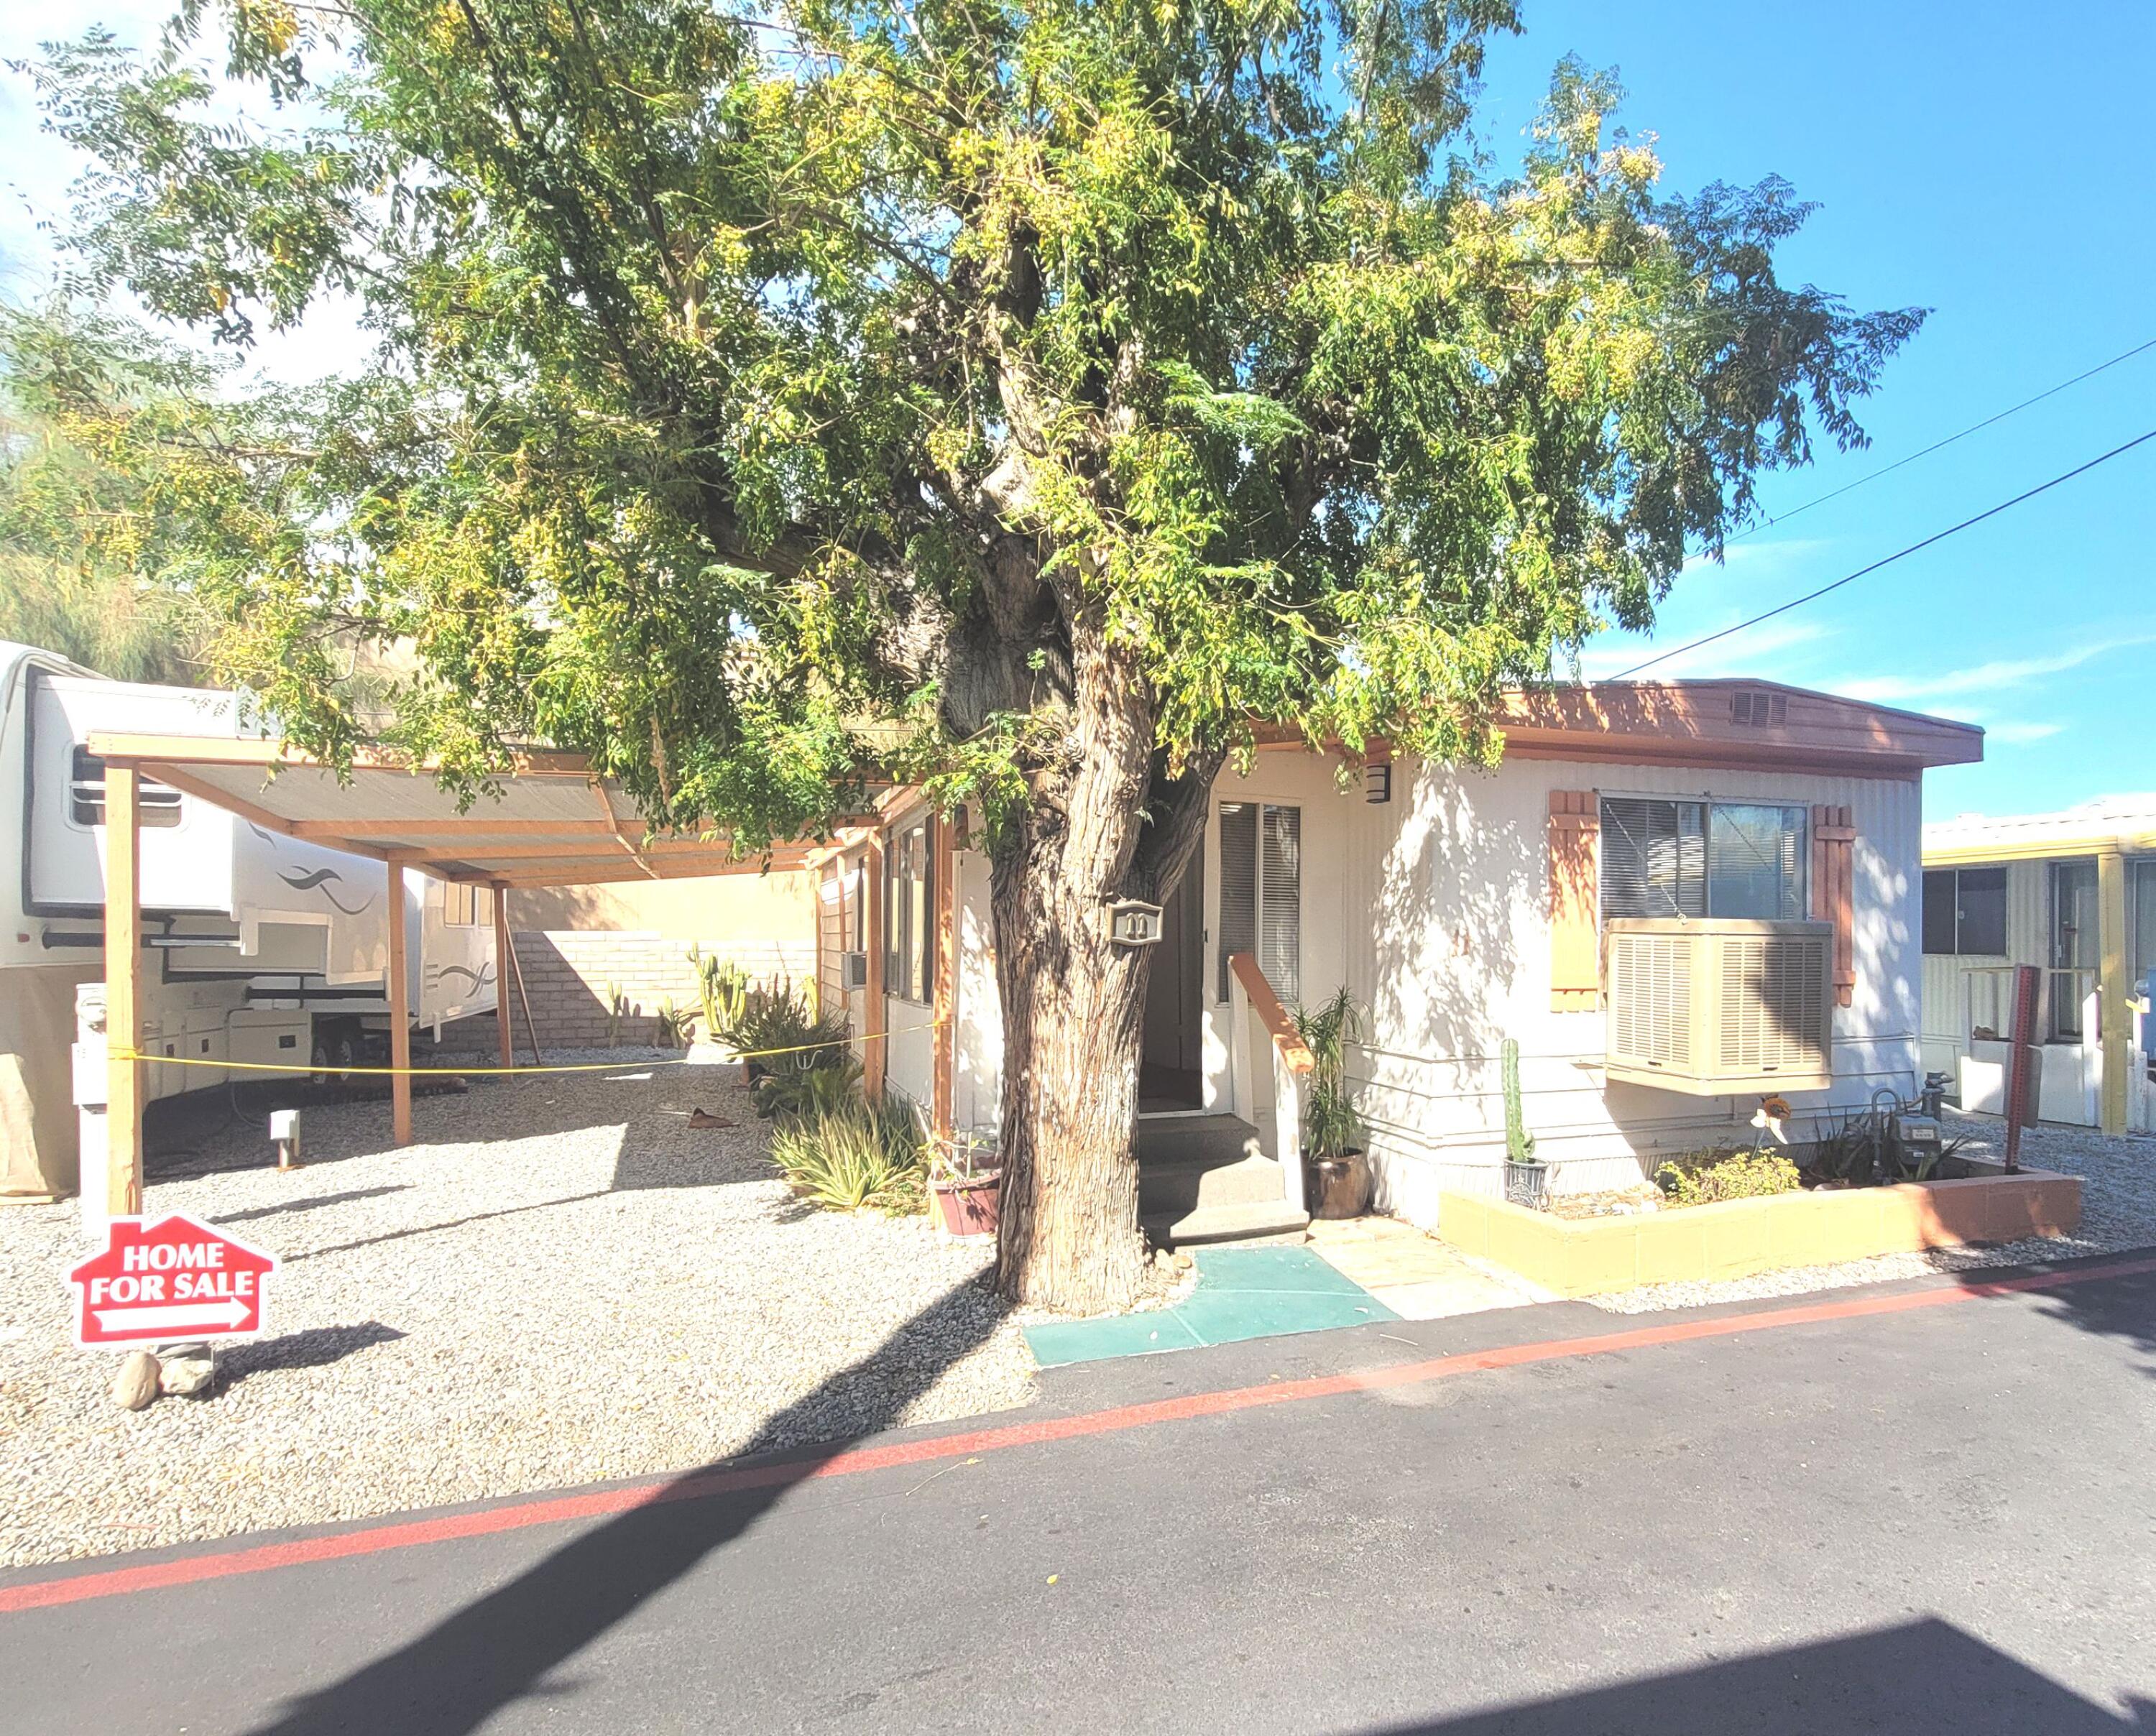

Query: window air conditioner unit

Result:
[841,951,870,992]
[1604,919,1833,1095]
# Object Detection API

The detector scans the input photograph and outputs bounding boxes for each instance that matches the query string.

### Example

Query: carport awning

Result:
[84,732,821,887]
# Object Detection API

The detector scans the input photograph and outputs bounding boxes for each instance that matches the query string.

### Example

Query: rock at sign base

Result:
[112,1350,161,1410]
[160,1354,216,1398]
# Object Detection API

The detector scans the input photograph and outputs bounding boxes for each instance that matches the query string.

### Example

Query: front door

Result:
[1141,844,1205,1109]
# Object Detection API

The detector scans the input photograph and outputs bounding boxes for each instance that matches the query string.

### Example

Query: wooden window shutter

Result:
[1810,805,1857,1008]
[1549,791,1600,1010]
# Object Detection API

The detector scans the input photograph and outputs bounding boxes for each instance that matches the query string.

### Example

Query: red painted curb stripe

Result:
[6,1252,2152,1616]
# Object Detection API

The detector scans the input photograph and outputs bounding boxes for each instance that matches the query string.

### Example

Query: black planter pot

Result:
[1504,1159,1549,1209]
[1307,1150,1373,1219]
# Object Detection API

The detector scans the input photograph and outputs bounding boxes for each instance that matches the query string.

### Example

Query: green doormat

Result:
[1022,1245,1399,1368]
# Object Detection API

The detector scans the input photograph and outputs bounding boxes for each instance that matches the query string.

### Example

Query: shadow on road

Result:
[242,1276,1008,1736]
[1353,1618,2153,1733]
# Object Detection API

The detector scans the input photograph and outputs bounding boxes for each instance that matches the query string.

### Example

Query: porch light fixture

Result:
[1365,762,1392,805]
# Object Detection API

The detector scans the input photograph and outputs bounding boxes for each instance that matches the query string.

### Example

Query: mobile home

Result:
[0,642,495,1202]
[1921,798,2156,1135]
[815,680,1983,1241]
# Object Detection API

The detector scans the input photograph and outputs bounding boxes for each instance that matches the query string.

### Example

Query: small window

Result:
[70,747,183,828]
[1924,866,2007,956]
[441,881,482,928]
[883,815,936,1004]
[1600,797,1806,923]
[1217,801,1301,1002]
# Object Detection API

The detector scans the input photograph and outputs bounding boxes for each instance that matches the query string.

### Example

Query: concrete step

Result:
[1143,1199,1312,1249]
[1135,1112,1261,1167]
[1138,1153,1289,1217]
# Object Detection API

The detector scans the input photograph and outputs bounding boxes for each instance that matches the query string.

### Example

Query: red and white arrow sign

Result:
[68,1214,277,1348]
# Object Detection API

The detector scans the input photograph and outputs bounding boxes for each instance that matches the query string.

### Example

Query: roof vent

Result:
[1731,690,1787,728]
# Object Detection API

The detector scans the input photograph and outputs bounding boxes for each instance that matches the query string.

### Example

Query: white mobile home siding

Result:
[920,750,1927,1223]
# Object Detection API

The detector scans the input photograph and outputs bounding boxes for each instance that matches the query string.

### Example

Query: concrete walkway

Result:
[1308,1212,1553,1318]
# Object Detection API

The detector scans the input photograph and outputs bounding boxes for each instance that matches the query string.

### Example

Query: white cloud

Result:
[1833,633,2156,706]
[1574,617,1833,683]
[1983,721,2067,746]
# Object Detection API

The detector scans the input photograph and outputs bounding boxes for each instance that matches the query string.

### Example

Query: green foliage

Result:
[768,1098,929,1214]
[14,1,1920,844]
[1501,1038,1537,1167]
[1291,986,1365,1161]
[652,999,696,1048]
[753,1055,865,1120]
[714,971,851,1075]
[1656,1149,1803,1206]
[687,945,750,1041]
[602,983,632,1048]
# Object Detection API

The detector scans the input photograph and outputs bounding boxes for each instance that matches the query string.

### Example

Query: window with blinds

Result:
[1217,801,1300,1002]
[884,815,936,1003]
[1600,797,1805,923]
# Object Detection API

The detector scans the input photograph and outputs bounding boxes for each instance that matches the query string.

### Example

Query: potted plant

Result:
[1500,1037,1547,1208]
[929,1135,1003,1240]
[1293,987,1372,1219]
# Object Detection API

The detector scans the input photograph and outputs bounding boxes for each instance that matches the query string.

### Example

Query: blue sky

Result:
[4,1,2151,821]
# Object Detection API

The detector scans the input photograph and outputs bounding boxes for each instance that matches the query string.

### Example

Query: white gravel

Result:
[0,1055,1032,1568]
[1585,1111,2156,1314]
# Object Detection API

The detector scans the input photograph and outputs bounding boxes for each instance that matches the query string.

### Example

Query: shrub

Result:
[713,972,852,1084]
[754,1056,864,1119]
[1656,1149,1803,1206]
[768,1099,927,1213]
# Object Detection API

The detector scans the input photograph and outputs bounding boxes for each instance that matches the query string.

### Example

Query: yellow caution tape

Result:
[114,1020,942,1078]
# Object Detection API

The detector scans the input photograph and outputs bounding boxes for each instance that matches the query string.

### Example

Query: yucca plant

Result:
[653,999,696,1048]
[768,1097,928,1214]
[1291,987,1365,1160]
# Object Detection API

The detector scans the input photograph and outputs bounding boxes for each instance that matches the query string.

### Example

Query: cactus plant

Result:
[1501,1038,1538,1167]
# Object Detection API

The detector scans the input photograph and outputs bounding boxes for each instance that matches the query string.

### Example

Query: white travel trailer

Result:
[0,642,496,1202]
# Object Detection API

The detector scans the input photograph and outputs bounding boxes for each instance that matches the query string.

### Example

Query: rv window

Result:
[69,747,183,829]
[441,881,482,927]
[1600,797,1805,923]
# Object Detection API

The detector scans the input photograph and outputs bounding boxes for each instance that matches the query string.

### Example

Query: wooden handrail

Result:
[1228,952,1315,1075]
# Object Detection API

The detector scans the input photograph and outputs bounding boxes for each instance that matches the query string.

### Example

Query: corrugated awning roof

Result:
[1925,795,2156,864]
[84,732,824,887]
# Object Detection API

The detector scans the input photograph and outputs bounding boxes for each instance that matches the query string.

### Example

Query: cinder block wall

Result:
[440,931,814,1051]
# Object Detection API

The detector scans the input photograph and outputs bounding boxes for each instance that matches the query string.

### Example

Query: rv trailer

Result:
[0,641,497,1205]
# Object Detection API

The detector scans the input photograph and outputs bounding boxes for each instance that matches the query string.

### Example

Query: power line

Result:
[1612,426,2156,681]
[1730,333,2156,541]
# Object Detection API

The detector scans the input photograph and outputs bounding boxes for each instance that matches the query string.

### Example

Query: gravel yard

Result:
[1586,1112,2156,1313]
[0,1057,1032,1569]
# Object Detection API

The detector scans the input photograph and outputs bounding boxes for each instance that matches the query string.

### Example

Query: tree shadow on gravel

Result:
[243,1276,1011,1736]
[221,1322,407,1389]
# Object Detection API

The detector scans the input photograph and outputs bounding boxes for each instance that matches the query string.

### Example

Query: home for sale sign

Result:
[68,1214,277,1347]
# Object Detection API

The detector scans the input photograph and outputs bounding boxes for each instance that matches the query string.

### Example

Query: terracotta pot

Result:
[931,1170,1003,1239]
[1306,1150,1372,1219]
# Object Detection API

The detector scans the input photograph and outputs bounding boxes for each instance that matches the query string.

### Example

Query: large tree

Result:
[23,0,1919,1309]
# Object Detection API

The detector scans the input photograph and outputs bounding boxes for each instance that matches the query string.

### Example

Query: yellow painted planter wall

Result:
[1439,1163,2083,1298]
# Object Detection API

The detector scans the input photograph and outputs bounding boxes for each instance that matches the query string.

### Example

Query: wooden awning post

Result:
[387,859,413,1146]
[492,882,514,1071]
[103,762,144,1219]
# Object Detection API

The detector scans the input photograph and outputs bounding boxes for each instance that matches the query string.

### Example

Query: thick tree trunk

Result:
[988,632,1216,1313]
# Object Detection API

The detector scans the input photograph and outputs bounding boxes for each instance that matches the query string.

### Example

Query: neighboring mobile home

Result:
[815,680,1982,1242]
[1920,798,2156,1135]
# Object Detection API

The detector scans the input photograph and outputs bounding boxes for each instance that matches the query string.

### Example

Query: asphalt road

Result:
[6,1255,2156,1735]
